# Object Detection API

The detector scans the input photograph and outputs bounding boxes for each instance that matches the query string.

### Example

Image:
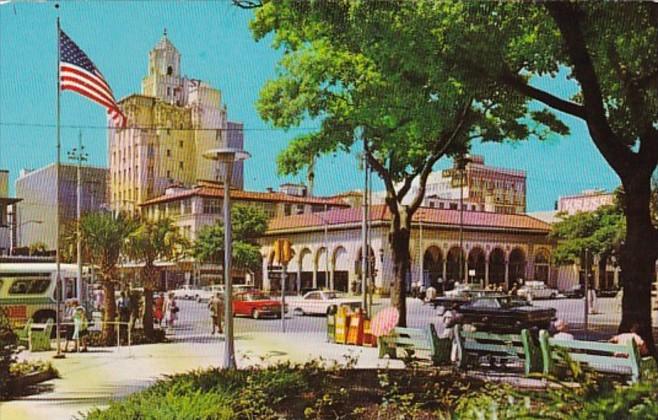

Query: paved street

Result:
[1,295,649,420]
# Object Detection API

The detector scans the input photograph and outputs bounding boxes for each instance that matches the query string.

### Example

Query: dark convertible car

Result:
[456,295,556,333]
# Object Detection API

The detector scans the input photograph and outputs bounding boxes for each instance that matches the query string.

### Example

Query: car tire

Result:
[252,309,261,320]
[550,293,556,299]
[293,308,304,316]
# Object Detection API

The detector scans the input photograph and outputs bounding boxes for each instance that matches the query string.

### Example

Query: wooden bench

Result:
[28,320,54,352]
[453,325,541,376]
[538,330,657,383]
[378,324,451,366]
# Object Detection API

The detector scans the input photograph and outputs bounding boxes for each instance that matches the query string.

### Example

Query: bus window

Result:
[8,278,50,295]
[64,278,77,300]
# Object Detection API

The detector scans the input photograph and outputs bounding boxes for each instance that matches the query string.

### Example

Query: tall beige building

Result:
[109,31,243,212]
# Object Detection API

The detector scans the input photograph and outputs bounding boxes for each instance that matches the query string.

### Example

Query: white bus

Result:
[0,263,91,327]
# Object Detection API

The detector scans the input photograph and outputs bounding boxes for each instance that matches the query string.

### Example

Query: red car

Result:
[233,292,284,319]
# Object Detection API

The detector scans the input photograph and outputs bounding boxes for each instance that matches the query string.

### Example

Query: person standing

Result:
[208,293,224,335]
[72,306,89,352]
[154,292,165,326]
[117,291,130,337]
[164,292,178,328]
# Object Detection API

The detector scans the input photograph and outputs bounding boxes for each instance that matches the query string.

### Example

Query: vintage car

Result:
[456,295,556,333]
[287,290,361,315]
[170,285,204,301]
[517,281,559,300]
[233,291,285,319]
[429,289,501,311]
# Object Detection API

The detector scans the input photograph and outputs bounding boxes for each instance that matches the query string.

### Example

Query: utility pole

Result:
[584,248,589,332]
[68,131,87,302]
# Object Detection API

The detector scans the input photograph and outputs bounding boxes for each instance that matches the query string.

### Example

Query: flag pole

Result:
[54,15,65,359]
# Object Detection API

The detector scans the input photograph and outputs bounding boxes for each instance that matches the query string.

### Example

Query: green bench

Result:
[22,320,54,352]
[378,324,451,366]
[15,318,34,348]
[453,325,541,376]
[538,330,657,384]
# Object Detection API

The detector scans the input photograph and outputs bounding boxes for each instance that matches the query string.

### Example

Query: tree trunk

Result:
[389,208,411,327]
[598,254,608,291]
[619,175,658,355]
[101,281,116,345]
[142,265,156,339]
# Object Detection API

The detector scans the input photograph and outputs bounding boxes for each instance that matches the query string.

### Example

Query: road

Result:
[171,294,640,342]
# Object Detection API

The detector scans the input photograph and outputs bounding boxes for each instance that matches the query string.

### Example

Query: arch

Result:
[446,246,465,288]
[167,65,173,76]
[467,247,486,285]
[534,248,551,283]
[315,247,329,289]
[509,247,527,287]
[488,247,506,287]
[423,246,443,288]
[332,246,349,292]
[298,248,313,291]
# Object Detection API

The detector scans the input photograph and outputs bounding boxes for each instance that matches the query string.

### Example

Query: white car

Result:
[288,290,361,315]
[444,283,472,298]
[518,281,558,300]
[171,285,204,301]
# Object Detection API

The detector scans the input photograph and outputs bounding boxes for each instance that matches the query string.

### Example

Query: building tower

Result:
[109,31,244,213]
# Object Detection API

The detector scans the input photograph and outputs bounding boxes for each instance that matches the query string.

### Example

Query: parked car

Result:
[233,291,284,319]
[171,285,204,301]
[429,289,500,311]
[562,284,584,299]
[444,283,472,298]
[196,286,218,303]
[288,290,361,315]
[517,281,558,300]
[456,295,556,333]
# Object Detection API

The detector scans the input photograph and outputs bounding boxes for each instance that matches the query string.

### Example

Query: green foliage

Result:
[28,241,49,256]
[0,307,17,400]
[127,217,189,277]
[80,211,139,285]
[550,205,625,265]
[192,204,268,271]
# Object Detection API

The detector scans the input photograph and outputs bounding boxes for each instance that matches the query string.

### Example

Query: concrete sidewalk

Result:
[0,331,399,420]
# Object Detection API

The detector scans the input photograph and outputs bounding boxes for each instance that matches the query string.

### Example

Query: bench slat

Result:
[552,352,635,369]
[548,338,628,354]
[463,342,524,356]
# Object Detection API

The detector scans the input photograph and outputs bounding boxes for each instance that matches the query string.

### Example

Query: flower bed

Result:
[85,328,167,347]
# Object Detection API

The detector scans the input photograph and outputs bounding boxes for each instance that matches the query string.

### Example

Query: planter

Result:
[10,369,57,389]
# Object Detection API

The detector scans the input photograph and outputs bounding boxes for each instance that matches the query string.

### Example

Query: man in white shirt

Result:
[552,319,574,340]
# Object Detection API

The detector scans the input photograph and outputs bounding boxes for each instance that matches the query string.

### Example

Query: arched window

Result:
[167,66,173,76]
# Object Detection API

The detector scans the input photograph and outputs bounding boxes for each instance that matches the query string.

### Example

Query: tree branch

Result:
[499,72,586,119]
[545,2,638,177]
[366,147,400,219]
[408,100,473,214]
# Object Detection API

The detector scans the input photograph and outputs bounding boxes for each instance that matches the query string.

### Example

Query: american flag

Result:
[59,29,127,128]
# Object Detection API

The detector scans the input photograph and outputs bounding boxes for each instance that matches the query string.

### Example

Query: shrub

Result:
[85,328,167,347]
[0,307,17,400]
[10,360,59,378]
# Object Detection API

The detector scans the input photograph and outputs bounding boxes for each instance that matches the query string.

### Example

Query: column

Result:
[297,265,302,293]
[504,259,510,288]
[442,260,447,283]
[484,258,489,287]
[329,267,335,291]
[312,268,318,289]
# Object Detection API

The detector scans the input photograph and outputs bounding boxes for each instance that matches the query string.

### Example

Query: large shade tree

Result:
[414,2,658,349]
[127,218,188,338]
[247,0,567,325]
[79,211,138,344]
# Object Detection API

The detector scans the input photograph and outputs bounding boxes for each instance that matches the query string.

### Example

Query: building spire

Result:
[163,27,167,37]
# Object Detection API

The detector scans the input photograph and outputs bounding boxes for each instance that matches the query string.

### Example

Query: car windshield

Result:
[324,292,337,299]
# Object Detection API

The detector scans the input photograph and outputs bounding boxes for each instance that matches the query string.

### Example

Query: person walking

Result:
[208,293,224,335]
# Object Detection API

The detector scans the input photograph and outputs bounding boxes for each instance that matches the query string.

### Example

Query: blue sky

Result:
[0,1,620,211]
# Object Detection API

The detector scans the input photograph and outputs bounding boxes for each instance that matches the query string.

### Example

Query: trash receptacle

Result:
[335,306,349,344]
[326,304,338,343]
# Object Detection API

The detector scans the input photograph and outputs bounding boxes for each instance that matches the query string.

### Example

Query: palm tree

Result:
[127,218,188,338]
[80,211,138,344]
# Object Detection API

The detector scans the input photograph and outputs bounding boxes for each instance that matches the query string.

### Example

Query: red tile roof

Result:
[267,204,551,233]
[140,185,351,207]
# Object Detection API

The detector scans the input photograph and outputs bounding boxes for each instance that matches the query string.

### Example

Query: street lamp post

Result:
[68,131,88,302]
[456,155,471,283]
[203,147,250,370]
